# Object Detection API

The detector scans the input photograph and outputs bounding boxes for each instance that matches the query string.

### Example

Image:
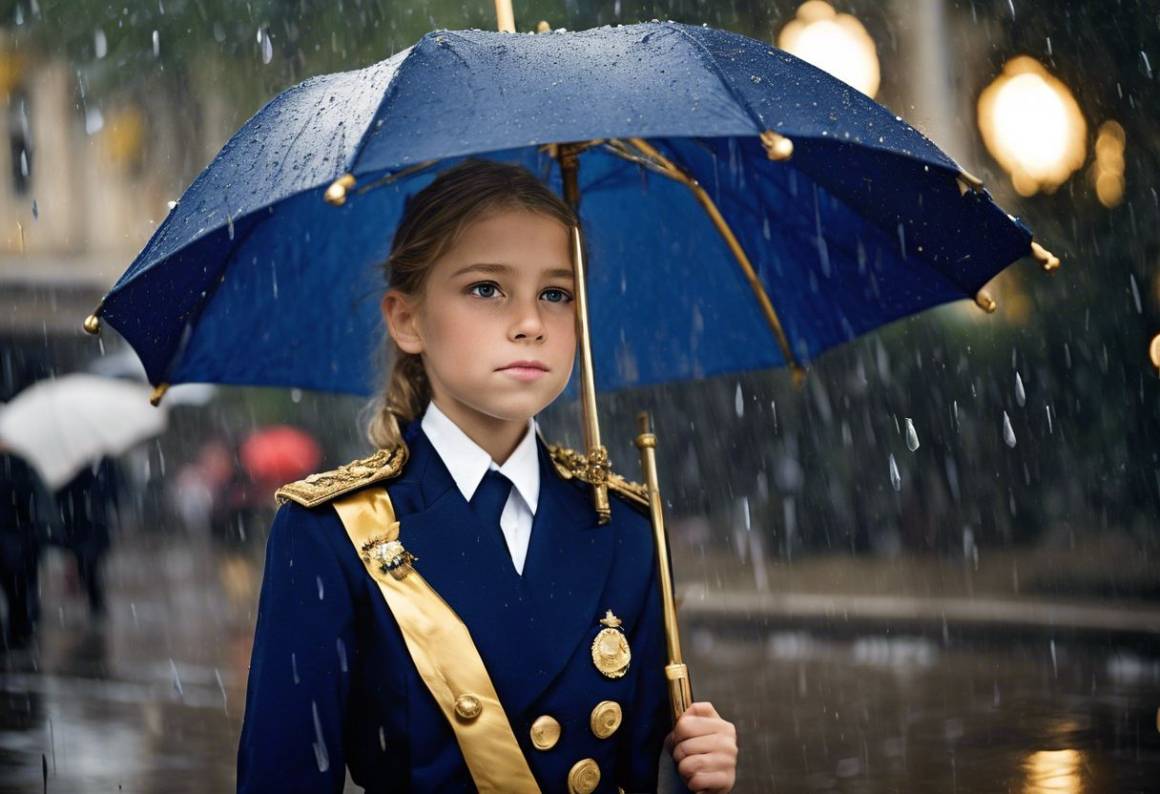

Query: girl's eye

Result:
[540,288,573,304]
[468,282,501,299]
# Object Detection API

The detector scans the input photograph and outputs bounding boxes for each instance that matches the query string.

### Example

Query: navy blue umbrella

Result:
[91,22,1055,398]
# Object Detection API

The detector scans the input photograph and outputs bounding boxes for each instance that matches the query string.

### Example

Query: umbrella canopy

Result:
[0,375,168,490]
[95,22,1043,396]
[239,425,322,484]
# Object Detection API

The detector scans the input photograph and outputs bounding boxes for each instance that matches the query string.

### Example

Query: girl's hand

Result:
[665,701,738,793]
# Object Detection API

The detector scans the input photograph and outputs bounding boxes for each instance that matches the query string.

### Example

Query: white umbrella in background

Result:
[0,374,168,490]
[87,350,217,406]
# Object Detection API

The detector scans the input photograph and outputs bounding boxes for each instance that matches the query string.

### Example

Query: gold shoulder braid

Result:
[546,443,649,511]
[275,445,408,508]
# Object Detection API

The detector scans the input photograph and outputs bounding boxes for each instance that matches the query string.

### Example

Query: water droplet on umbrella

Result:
[888,454,901,491]
[905,418,919,451]
[1002,411,1017,447]
[316,575,324,600]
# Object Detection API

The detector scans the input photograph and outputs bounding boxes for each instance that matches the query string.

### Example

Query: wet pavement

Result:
[0,530,1157,792]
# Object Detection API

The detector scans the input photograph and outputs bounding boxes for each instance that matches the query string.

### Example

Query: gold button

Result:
[590,700,622,739]
[454,694,482,721]
[567,758,601,794]
[530,714,561,750]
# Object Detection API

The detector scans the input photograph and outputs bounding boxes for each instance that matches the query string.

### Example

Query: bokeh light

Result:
[777,1,880,98]
[1090,120,1126,207]
[977,56,1087,196]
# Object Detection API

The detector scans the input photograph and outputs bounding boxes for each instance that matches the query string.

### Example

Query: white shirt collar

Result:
[420,401,540,515]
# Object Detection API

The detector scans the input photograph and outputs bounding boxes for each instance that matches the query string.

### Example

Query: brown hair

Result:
[366,159,578,449]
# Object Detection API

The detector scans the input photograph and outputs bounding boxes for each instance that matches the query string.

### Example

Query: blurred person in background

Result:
[53,458,120,619]
[0,444,50,650]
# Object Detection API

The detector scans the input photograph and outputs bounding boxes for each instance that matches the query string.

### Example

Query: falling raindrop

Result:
[316,575,325,600]
[1002,411,1017,447]
[214,668,228,714]
[259,28,274,64]
[94,29,107,59]
[152,30,160,57]
[1045,404,1053,434]
[734,383,744,418]
[19,149,28,178]
[291,652,300,684]
[31,199,37,219]
[1129,274,1142,314]
[311,701,330,772]
[888,454,901,491]
[904,418,919,452]
[1015,372,1026,406]
[337,638,348,672]
[169,659,184,699]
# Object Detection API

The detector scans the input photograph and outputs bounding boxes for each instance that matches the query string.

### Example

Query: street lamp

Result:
[977,56,1086,197]
[777,1,880,99]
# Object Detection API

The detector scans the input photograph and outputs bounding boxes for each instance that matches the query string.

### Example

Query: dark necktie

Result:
[469,469,512,531]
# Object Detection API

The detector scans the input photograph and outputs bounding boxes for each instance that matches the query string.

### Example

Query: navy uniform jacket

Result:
[237,422,680,793]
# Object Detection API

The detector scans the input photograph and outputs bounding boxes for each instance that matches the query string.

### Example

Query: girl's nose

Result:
[510,299,545,342]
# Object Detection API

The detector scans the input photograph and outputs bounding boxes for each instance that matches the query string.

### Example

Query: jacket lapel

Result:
[515,438,615,713]
[392,427,541,713]
[391,427,614,718]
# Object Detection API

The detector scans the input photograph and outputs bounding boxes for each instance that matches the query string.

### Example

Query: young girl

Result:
[237,160,738,793]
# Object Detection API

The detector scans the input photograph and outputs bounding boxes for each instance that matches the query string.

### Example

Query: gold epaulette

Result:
[546,443,649,511]
[275,445,408,509]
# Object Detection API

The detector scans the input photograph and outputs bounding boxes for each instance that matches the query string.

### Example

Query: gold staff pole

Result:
[558,140,691,716]
[557,143,612,523]
[635,412,693,722]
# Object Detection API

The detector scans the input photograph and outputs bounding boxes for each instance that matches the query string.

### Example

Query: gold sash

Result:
[331,489,540,793]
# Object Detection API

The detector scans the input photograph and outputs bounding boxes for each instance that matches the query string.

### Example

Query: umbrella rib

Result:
[605,138,804,380]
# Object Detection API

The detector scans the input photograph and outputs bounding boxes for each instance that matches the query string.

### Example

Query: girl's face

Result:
[383,208,576,433]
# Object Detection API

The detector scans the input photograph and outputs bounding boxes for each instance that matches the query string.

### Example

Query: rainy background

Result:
[1,0,1158,791]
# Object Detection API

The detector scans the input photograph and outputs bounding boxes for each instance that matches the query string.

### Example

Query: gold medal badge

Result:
[591,610,631,679]
[359,534,417,581]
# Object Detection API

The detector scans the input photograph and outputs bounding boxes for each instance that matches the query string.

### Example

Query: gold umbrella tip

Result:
[761,130,794,161]
[1030,241,1061,272]
[82,313,101,335]
[790,364,808,387]
[975,289,998,313]
[149,383,170,407]
[1149,333,1160,371]
[324,173,357,206]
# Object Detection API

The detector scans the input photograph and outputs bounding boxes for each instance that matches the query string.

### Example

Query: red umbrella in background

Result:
[240,426,321,486]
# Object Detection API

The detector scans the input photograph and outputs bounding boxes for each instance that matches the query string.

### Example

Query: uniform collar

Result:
[420,400,540,515]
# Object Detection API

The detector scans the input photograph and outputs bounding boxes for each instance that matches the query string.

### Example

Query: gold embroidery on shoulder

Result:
[546,444,649,510]
[275,445,408,508]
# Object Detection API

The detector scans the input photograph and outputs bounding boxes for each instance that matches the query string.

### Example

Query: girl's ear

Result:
[381,289,424,354]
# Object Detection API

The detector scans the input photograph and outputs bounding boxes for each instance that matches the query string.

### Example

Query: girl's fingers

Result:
[672,714,738,744]
[683,701,721,719]
[671,732,735,763]
[688,770,734,794]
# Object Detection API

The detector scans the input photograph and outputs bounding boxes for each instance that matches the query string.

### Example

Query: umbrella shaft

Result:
[494,0,515,32]
[560,146,610,523]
